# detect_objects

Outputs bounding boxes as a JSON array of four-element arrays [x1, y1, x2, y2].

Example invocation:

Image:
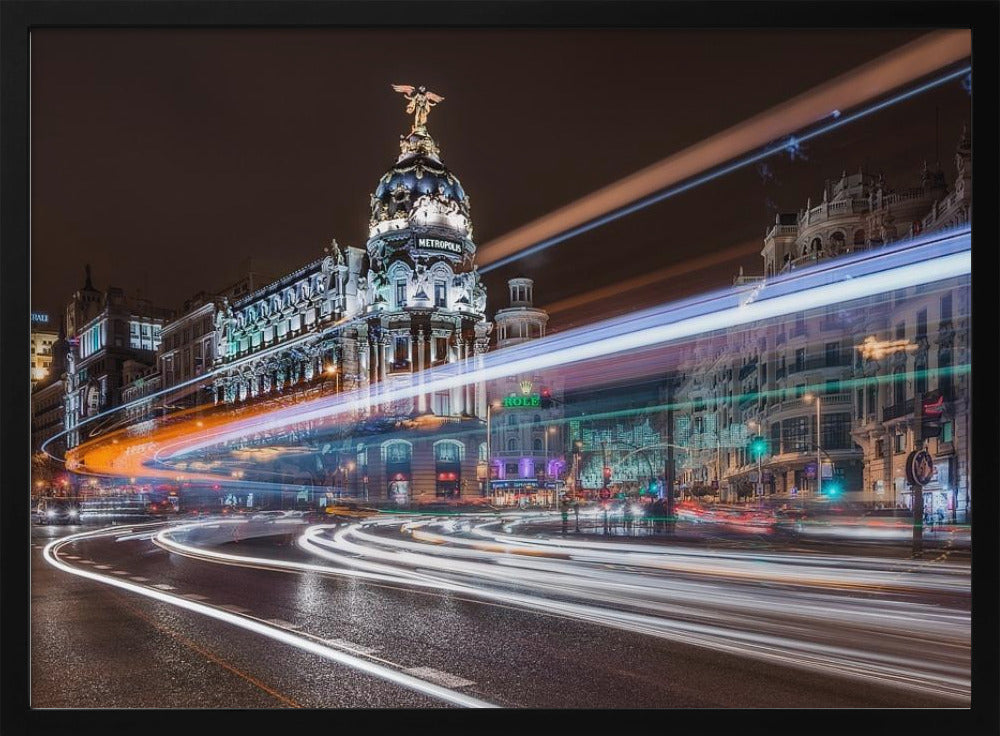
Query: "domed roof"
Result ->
[[369, 131, 471, 228]]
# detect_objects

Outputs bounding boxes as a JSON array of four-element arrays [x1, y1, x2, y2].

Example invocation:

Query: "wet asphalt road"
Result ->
[[30, 520, 968, 710]]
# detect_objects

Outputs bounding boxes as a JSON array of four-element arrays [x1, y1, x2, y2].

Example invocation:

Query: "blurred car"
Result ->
[[35, 498, 81, 525]]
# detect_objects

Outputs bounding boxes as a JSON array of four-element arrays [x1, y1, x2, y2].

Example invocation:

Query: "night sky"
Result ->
[[31, 28, 971, 331]]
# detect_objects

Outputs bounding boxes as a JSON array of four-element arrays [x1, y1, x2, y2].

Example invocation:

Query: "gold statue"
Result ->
[[392, 84, 444, 133]]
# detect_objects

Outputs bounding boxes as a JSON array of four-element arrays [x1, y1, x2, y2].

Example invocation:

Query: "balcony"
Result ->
[[882, 397, 914, 422], [387, 360, 412, 375], [786, 355, 852, 374]]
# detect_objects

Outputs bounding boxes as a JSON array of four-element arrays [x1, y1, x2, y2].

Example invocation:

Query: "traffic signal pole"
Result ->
[[664, 380, 676, 533], [911, 392, 925, 557]]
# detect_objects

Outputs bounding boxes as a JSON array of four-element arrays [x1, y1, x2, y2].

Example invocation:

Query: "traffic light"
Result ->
[[749, 436, 767, 460], [824, 480, 841, 497], [603, 466, 612, 482], [540, 388, 553, 409], [919, 390, 944, 439]]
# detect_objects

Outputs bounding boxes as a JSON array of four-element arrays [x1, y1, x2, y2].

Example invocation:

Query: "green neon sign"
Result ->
[[503, 394, 541, 409]]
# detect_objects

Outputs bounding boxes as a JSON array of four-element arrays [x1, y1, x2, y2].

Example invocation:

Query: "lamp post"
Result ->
[[485, 401, 500, 501], [545, 426, 557, 507], [325, 364, 340, 392], [804, 392, 822, 496]]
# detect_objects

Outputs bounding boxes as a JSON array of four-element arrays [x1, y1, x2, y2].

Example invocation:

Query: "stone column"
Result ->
[[417, 328, 427, 413]]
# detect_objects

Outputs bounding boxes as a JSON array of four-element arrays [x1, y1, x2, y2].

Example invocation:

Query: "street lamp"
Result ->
[[325, 364, 340, 393], [485, 401, 501, 500], [544, 426, 557, 507], [347, 460, 357, 500], [804, 392, 822, 496]]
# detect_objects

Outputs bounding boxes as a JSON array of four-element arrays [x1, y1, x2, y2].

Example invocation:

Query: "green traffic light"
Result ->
[[750, 437, 767, 459]]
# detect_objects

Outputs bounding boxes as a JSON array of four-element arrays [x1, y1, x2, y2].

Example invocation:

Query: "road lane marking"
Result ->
[[323, 638, 379, 656], [112, 571, 130, 576], [95, 564, 112, 569], [64, 555, 81, 559], [182, 593, 211, 601], [153, 583, 176, 590], [130, 577, 150, 582], [78, 560, 95, 564], [266, 618, 301, 630], [403, 667, 475, 688]]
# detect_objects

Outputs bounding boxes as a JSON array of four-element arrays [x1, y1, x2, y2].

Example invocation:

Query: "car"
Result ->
[[35, 498, 81, 525]]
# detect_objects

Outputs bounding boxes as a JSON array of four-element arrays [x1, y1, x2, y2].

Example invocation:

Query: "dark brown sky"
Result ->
[[30, 28, 971, 329]]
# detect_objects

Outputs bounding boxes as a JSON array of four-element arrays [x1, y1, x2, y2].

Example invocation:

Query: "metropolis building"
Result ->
[[204, 89, 504, 503]]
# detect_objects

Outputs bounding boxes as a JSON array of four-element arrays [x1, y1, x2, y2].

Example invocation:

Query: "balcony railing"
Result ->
[[786, 355, 852, 374], [882, 397, 914, 422]]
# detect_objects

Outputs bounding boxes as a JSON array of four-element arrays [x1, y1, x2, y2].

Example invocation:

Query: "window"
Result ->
[[821, 413, 852, 450], [505, 462, 519, 476], [533, 438, 543, 452], [893, 367, 906, 406], [395, 281, 406, 308], [856, 390, 863, 419], [875, 438, 885, 458], [894, 434, 906, 454], [826, 380, 840, 395], [825, 342, 839, 366], [916, 309, 927, 340], [942, 421, 953, 443], [794, 348, 805, 372], [853, 229, 866, 246], [895, 322, 905, 340], [394, 336, 408, 363], [914, 354, 927, 395], [938, 347, 952, 398], [940, 292, 953, 322], [434, 281, 447, 308], [795, 384, 805, 398], [507, 438, 518, 452], [782, 417, 809, 452]]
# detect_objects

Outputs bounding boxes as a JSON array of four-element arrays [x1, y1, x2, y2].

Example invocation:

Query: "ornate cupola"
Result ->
[[367, 85, 474, 265]]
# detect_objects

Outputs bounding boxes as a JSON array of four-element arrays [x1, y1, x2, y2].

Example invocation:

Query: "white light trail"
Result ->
[[146, 517, 969, 701], [160, 228, 970, 461], [43, 524, 497, 708]]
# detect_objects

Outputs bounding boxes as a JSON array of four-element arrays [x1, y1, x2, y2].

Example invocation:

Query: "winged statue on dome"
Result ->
[[392, 84, 444, 133]]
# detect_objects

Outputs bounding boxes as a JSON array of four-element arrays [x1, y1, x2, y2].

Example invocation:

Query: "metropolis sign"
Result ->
[[417, 237, 463, 254]]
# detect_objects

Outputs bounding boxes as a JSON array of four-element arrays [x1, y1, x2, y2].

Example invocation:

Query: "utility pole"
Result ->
[[911, 392, 925, 557], [664, 375, 676, 533]]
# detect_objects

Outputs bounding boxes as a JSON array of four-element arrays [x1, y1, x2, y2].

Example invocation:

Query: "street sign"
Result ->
[[905, 449, 935, 487]]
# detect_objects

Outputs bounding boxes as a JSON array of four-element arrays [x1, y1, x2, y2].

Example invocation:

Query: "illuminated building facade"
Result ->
[[63, 270, 174, 448], [488, 278, 564, 504], [209, 91, 494, 502], [673, 127, 972, 521], [30, 312, 58, 385]]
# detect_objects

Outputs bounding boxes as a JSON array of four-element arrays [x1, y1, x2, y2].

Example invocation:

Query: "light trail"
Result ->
[[43, 523, 498, 708], [139, 516, 970, 701], [476, 30, 970, 271], [152, 226, 969, 462], [58, 226, 970, 484]]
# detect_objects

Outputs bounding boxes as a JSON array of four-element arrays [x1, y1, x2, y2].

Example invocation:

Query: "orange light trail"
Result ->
[[475, 30, 971, 269]]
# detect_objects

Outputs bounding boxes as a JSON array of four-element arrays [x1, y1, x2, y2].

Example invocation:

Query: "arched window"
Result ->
[[507, 415, 516, 427], [434, 439, 465, 463], [811, 237, 822, 253], [478, 442, 488, 461], [381, 440, 412, 463], [533, 438, 543, 452], [830, 231, 846, 250], [853, 229, 866, 246], [507, 438, 518, 452]]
